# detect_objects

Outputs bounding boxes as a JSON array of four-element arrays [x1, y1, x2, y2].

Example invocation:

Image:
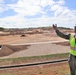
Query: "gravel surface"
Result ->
[[0, 41, 70, 59]]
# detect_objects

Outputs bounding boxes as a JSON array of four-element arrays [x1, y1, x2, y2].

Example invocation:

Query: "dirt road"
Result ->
[[0, 41, 70, 58], [0, 33, 70, 59]]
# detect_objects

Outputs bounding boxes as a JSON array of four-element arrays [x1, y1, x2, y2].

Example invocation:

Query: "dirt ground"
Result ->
[[0, 33, 69, 58], [0, 62, 70, 75], [0, 33, 65, 44], [0, 31, 71, 75], [0, 32, 70, 58]]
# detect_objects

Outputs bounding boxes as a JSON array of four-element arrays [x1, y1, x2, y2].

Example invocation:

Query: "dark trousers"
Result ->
[[68, 54, 76, 75]]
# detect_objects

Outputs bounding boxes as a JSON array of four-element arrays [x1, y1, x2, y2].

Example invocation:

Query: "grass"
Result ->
[[0, 53, 69, 66]]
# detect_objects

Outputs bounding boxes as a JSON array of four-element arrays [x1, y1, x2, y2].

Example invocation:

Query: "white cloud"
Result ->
[[0, 0, 76, 28], [7, 0, 68, 17], [40, 0, 55, 7], [8, 0, 44, 16], [0, 0, 9, 14], [0, 14, 25, 28], [51, 5, 71, 17], [0, 5, 6, 14], [57, 0, 65, 5], [7, 0, 66, 17], [0, 0, 4, 3], [0, 0, 4, 13], [50, 0, 68, 17]]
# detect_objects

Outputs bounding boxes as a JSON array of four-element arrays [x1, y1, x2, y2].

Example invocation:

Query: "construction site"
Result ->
[[0, 27, 73, 75]]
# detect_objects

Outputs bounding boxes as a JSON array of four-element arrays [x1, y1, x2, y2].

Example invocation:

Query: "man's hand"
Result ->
[[52, 24, 57, 30]]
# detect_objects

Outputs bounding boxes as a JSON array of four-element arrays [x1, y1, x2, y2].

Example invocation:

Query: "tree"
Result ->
[[0, 27, 5, 31]]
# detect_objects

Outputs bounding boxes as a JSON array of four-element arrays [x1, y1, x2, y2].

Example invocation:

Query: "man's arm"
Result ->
[[56, 29, 70, 40], [53, 24, 70, 40]]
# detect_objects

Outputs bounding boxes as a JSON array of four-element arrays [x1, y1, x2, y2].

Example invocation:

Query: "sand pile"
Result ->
[[0, 45, 30, 57]]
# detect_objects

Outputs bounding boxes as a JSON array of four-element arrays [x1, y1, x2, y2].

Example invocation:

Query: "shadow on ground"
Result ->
[[52, 41, 70, 46]]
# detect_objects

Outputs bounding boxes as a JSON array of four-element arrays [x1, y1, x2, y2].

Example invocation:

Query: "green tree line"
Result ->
[[0, 27, 5, 31]]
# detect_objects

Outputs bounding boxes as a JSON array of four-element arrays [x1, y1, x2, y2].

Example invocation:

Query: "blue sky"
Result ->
[[0, 0, 76, 28]]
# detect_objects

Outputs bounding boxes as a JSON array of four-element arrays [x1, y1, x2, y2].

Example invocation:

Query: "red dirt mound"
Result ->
[[0, 45, 30, 57]]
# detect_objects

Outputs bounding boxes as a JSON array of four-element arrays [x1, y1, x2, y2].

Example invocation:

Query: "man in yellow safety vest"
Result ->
[[53, 24, 76, 75]]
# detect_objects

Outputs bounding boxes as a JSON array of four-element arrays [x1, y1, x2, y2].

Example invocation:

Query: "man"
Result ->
[[53, 24, 76, 75]]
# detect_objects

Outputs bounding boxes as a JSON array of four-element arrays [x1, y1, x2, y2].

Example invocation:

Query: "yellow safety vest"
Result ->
[[70, 34, 76, 56]]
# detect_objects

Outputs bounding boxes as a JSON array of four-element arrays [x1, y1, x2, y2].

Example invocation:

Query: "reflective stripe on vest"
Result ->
[[70, 46, 76, 50]]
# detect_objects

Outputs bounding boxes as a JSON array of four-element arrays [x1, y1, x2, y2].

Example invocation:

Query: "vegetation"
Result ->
[[5, 26, 72, 31], [0, 53, 69, 66], [0, 27, 5, 31], [58, 27, 72, 30]]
